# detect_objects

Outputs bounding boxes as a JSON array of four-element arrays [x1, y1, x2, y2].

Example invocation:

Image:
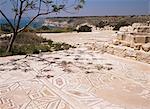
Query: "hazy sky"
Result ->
[[0, 0, 150, 18], [75, 0, 150, 16]]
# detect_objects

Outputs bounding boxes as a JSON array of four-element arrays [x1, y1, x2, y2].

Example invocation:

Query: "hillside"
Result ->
[[45, 15, 150, 28]]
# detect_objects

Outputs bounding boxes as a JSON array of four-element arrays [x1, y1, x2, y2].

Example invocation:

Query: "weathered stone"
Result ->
[[133, 36, 146, 43], [136, 26, 150, 33], [124, 34, 133, 42], [113, 39, 120, 45], [134, 43, 142, 50], [145, 36, 150, 43], [132, 23, 148, 28], [120, 26, 134, 33], [114, 22, 150, 52], [136, 51, 150, 63], [120, 40, 130, 47], [142, 43, 150, 52], [130, 41, 135, 48], [106, 46, 114, 54], [124, 49, 137, 58], [101, 41, 150, 63], [113, 46, 126, 57]]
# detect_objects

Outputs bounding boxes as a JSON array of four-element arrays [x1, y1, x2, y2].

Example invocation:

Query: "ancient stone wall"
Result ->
[[113, 22, 150, 52], [102, 44, 150, 64], [97, 22, 150, 64]]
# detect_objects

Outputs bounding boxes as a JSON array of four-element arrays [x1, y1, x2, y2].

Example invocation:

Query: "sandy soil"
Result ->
[[37, 31, 115, 45], [0, 31, 150, 109]]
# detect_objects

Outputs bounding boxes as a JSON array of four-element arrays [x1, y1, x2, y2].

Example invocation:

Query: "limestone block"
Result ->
[[120, 40, 130, 47], [133, 28, 138, 33], [132, 23, 142, 28], [119, 27, 128, 32], [127, 26, 134, 32], [133, 36, 146, 43], [130, 42, 135, 48], [106, 46, 114, 54], [103, 26, 113, 30], [136, 51, 150, 63], [113, 39, 120, 45], [142, 43, 150, 52], [124, 49, 137, 58], [116, 32, 125, 40], [113, 46, 126, 57], [124, 34, 134, 42], [132, 23, 148, 28], [133, 43, 142, 50], [137, 26, 150, 33], [145, 36, 150, 43], [116, 34, 122, 40]]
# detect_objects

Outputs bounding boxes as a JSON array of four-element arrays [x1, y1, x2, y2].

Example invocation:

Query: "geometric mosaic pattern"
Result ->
[[0, 47, 150, 109]]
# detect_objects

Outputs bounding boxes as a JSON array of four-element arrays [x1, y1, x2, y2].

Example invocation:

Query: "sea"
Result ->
[[0, 18, 44, 29]]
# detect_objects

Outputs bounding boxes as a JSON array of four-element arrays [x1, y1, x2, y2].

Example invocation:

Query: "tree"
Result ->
[[0, 0, 85, 53], [77, 25, 92, 32], [96, 21, 106, 29], [113, 20, 130, 31]]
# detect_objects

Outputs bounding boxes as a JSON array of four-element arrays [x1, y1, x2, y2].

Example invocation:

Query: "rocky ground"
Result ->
[[0, 31, 150, 109]]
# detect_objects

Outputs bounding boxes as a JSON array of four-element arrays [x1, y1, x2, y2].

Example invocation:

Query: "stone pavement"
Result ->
[[0, 46, 150, 109]]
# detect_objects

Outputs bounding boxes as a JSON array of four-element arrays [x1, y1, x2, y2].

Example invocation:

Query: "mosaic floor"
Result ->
[[0, 47, 150, 109]]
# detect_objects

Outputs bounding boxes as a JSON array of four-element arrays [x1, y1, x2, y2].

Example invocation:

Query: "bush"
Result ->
[[48, 40, 53, 46], [0, 29, 3, 35], [40, 26, 50, 30], [96, 21, 106, 28], [0, 24, 13, 33], [14, 32, 47, 44], [11, 44, 51, 55], [113, 20, 130, 30], [53, 42, 64, 51], [36, 27, 74, 33], [50, 42, 72, 51], [0, 32, 75, 57], [77, 25, 92, 32], [0, 48, 7, 56]]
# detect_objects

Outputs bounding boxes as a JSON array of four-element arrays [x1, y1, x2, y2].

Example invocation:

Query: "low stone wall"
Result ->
[[102, 43, 150, 64], [100, 22, 150, 64]]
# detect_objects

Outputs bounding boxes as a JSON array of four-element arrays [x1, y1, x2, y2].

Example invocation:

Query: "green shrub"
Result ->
[[37, 45, 50, 52], [96, 21, 106, 28], [52, 42, 64, 51], [48, 40, 54, 46], [11, 44, 51, 55], [0, 29, 3, 35], [11, 45, 35, 55], [36, 27, 74, 33], [77, 25, 92, 32], [40, 26, 50, 30], [50, 42, 74, 51], [0, 32, 75, 57], [0, 48, 7, 56], [61, 43, 73, 50], [113, 20, 130, 30], [14, 32, 47, 44], [0, 23, 13, 33]]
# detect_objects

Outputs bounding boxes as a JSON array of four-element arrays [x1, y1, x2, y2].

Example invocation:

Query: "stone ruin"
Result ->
[[113, 22, 150, 52], [98, 22, 150, 64], [100, 26, 114, 31]]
